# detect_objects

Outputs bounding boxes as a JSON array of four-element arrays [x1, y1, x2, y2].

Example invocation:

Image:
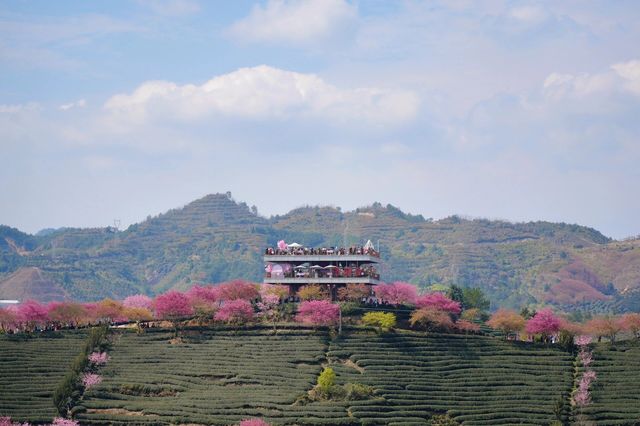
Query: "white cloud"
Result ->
[[228, 0, 356, 45], [59, 99, 86, 111], [612, 60, 640, 95], [542, 59, 640, 100], [0, 102, 40, 114], [104, 65, 419, 126]]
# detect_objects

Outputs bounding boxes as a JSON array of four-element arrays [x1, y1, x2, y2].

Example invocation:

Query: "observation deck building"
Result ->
[[263, 241, 380, 300]]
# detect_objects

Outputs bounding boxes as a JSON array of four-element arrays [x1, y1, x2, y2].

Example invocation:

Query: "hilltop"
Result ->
[[1, 192, 639, 313]]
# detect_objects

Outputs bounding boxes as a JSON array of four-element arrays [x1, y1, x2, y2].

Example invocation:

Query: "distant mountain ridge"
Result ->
[[1, 192, 639, 313]]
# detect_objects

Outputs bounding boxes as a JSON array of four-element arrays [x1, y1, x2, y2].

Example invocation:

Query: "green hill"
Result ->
[[1, 192, 639, 312]]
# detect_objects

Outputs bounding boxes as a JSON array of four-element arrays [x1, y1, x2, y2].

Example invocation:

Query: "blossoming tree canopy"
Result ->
[[296, 300, 340, 326], [486, 309, 526, 336], [214, 299, 254, 324], [17, 300, 49, 330], [525, 308, 561, 338], [122, 294, 153, 310], [154, 291, 193, 319], [47, 302, 87, 326], [217, 280, 260, 301], [415, 292, 462, 315], [374, 282, 418, 305]]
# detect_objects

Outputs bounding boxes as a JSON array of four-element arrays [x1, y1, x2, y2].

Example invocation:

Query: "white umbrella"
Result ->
[[324, 265, 338, 268], [364, 240, 375, 251], [310, 265, 323, 269], [288, 242, 303, 248], [294, 265, 309, 269]]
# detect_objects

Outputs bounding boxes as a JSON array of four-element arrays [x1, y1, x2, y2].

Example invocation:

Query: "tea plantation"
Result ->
[[0, 331, 86, 423], [3, 328, 640, 425], [579, 340, 640, 425]]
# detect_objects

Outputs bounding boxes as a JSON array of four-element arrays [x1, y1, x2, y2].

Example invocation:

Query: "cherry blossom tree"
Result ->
[[620, 312, 640, 339], [88, 352, 110, 365], [258, 293, 282, 330], [17, 300, 49, 332], [296, 300, 340, 327], [47, 302, 88, 328], [217, 280, 260, 301], [486, 309, 526, 338], [260, 284, 288, 300], [81, 373, 102, 389], [337, 283, 370, 302], [186, 285, 221, 322], [214, 299, 254, 324], [586, 316, 624, 343], [455, 319, 480, 333], [95, 299, 126, 324], [415, 292, 462, 315], [122, 294, 153, 310], [0, 308, 17, 332], [374, 282, 418, 305], [525, 308, 561, 342], [154, 291, 193, 320], [409, 307, 454, 332], [50, 419, 79, 426], [0, 417, 30, 426]]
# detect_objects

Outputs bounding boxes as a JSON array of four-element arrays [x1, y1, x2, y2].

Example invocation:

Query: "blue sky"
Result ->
[[1, 0, 639, 239]]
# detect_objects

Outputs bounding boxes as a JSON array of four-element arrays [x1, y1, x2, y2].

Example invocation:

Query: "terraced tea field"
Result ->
[[580, 340, 640, 425], [0, 331, 86, 423], [4, 327, 640, 425], [328, 331, 574, 425]]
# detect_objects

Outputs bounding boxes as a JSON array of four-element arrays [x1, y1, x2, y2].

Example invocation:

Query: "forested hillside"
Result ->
[[1, 192, 639, 313]]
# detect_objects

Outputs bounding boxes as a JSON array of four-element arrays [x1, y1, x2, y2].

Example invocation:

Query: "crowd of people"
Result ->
[[265, 245, 379, 257], [265, 264, 380, 280]]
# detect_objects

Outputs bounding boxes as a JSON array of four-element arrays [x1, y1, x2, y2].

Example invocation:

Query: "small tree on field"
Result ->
[[410, 307, 454, 332], [17, 300, 49, 332], [374, 282, 418, 305], [296, 300, 339, 327], [621, 313, 640, 339], [217, 280, 260, 301], [0, 308, 17, 333], [415, 293, 461, 315], [362, 312, 396, 331], [586, 316, 624, 343], [486, 309, 525, 338], [454, 319, 480, 333], [215, 299, 254, 325], [298, 285, 329, 301], [525, 308, 561, 343], [154, 291, 193, 334], [316, 367, 336, 397], [338, 284, 370, 301]]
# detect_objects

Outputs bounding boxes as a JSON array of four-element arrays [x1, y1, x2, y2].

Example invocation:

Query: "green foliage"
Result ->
[[317, 367, 336, 394], [361, 312, 397, 330], [430, 414, 460, 426], [344, 382, 374, 400], [462, 287, 491, 311]]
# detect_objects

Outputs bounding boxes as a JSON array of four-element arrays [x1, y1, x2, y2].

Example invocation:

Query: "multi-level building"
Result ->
[[263, 241, 381, 300]]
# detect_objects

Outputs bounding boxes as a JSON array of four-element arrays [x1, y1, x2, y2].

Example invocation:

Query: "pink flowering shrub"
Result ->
[[277, 240, 288, 250], [239, 418, 271, 426], [214, 299, 254, 324], [122, 294, 153, 310], [81, 373, 102, 389], [525, 308, 561, 340], [296, 300, 340, 326], [16, 300, 49, 331], [415, 292, 462, 315], [575, 335, 592, 347], [374, 282, 418, 305], [217, 280, 260, 301], [88, 351, 110, 365], [50, 419, 79, 426], [0, 417, 31, 426]]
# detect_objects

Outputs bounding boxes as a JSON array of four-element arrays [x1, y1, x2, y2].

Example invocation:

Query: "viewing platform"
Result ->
[[264, 241, 382, 299]]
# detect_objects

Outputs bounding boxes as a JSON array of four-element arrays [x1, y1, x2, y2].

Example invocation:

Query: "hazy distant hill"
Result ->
[[1, 192, 639, 313]]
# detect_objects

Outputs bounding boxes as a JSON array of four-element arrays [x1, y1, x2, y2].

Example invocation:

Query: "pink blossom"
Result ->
[[296, 300, 340, 326], [153, 291, 193, 319], [239, 419, 270, 426], [214, 299, 254, 324], [579, 351, 592, 367], [374, 282, 418, 305], [0, 417, 31, 426], [277, 240, 288, 251], [88, 351, 110, 365], [217, 280, 260, 301], [16, 300, 49, 331], [415, 292, 462, 314], [122, 294, 153, 310], [81, 373, 102, 389], [575, 335, 592, 346], [525, 308, 561, 338], [50, 419, 79, 426]]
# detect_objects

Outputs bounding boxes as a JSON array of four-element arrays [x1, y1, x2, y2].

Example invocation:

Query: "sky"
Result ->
[[1, 0, 639, 239]]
